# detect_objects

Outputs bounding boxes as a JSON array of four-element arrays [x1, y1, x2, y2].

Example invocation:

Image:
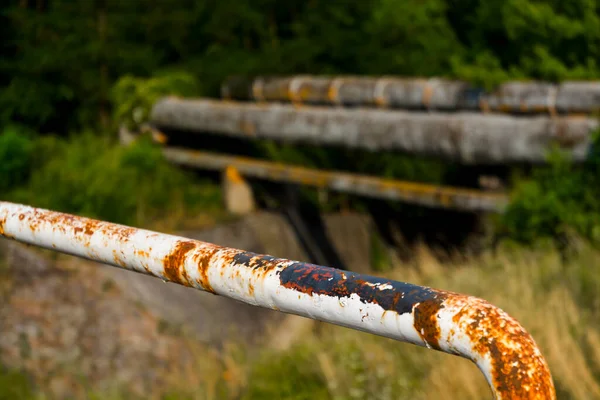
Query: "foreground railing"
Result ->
[[0, 201, 556, 399]]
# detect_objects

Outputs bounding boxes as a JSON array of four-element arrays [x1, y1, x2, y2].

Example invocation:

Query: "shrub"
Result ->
[[499, 130, 600, 245], [241, 344, 331, 400], [10, 133, 222, 227], [111, 71, 201, 130], [0, 125, 35, 193], [0, 367, 37, 400]]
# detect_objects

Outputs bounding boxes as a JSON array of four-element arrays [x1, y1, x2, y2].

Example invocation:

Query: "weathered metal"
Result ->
[[221, 75, 600, 115], [0, 201, 555, 399], [150, 97, 598, 165], [162, 147, 508, 213]]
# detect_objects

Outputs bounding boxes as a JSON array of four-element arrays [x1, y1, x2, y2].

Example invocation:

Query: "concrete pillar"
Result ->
[[222, 166, 256, 215]]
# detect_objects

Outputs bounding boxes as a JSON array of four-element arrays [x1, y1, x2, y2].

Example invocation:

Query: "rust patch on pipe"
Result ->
[[84, 221, 96, 236], [422, 83, 434, 108], [451, 298, 555, 399], [239, 120, 256, 136], [553, 119, 585, 149], [413, 297, 446, 350], [135, 249, 150, 258], [230, 251, 283, 273], [112, 249, 127, 268], [18, 209, 137, 245], [163, 241, 197, 286], [98, 224, 136, 243], [192, 246, 223, 294], [0, 217, 9, 239]]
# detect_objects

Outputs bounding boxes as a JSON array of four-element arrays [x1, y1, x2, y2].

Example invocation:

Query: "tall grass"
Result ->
[[3, 243, 599, 399], [140, 243, 600, 400]]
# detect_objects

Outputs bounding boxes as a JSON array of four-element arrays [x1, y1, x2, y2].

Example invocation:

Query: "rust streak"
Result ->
[[192, 246, 221, 294], [141, 262, 151, 273], [163, 241, 197, 286], [112, 249, 127, 268], [413, 296, 447, 350]]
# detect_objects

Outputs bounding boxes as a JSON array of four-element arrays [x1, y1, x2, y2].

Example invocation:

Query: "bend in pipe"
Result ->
[[0, 202, 555, 399]]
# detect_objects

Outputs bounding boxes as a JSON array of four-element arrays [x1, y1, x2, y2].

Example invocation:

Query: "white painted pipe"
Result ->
[[0, 201, 555, 399]]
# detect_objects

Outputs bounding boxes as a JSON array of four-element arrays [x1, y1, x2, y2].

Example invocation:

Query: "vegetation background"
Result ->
[[1, 0, 600, 398]]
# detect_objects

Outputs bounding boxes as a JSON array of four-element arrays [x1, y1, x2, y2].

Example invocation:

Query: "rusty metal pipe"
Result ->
[[0, 202, 555, 399], [222, 75, 600, 115]]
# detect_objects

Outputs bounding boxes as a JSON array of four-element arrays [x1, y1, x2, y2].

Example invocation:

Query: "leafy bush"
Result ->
[[111, 71, 201, 130], [9, 133, 222, 227], [4, 0, 600, 134], [499, 131, 600, 244], [448, 0, 600, 87], [0, 367, 36, 400], [0, 125, 35, 193], [242, 344, 331, 400]]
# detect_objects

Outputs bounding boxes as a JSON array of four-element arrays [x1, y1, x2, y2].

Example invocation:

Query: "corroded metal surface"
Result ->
[[150, 97, 598, 164], [162, 147, 508, 213], [0, 202, 555, 399], [222, 75, 600, 115]]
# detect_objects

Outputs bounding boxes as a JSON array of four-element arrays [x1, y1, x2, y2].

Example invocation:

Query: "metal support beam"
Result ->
[[0, 201, 555, 399], [162, 147, 508, 213]]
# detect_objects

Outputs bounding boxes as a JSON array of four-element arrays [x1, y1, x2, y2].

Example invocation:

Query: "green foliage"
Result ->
[[450, 52, 514, 91], [0, 367, 37, 400], [0, 125, 35, 192], [499, 131, 600, 244], [242, 344, 330, 400], [8, 133, 222, 227], [111, 71, 201, 130], [447, 0, 600, 87], [370, 230, 393, 273], [0, 1, 165, 131], [240, 332, 427, 400], [365, 0, 464, 76], [3, 0, 599, 133]]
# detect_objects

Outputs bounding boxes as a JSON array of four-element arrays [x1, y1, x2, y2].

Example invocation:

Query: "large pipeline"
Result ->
[[222, 75, 600, 115], [0, 201, 555, 399], [150, 97, 598, 165]]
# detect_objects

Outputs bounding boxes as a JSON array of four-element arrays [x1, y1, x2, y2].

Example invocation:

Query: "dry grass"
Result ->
[[383, 242, 600, 399], [6, 243, 600, 399], [164, 242, 600, 400]]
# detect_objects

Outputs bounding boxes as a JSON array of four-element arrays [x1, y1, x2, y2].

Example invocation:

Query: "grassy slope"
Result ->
[[5, 243, 596, 399]]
